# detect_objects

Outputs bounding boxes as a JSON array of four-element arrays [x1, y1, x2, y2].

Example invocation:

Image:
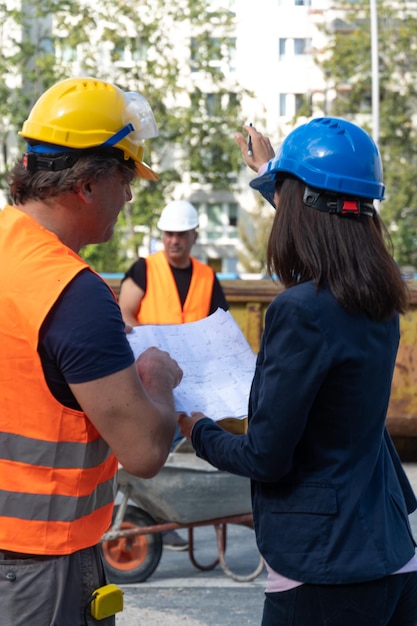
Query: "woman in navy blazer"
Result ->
[[179, 117, 417, 625]]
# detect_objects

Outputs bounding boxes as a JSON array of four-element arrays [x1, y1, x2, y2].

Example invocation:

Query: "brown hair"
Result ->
[[8, 148, 136, 205], [266, 177, 409, 320]]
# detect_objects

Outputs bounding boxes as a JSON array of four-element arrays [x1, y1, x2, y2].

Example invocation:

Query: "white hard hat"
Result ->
[[157, 200, 199, 231]]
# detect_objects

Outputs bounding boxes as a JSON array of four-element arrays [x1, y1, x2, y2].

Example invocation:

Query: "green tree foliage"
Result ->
[[1, 0, 247, 272], [0, 0, 111, 197], [318, 0, 417, 267], [238, 195, 274, 274]]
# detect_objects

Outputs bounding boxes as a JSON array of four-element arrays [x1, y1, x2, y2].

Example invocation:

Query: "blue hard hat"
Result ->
[[250, 117, 385, 202]]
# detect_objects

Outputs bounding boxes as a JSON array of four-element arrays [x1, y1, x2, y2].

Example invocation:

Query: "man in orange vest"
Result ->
[[119, 200, 229, 326], [0, 77, 182, 626], [119, 200, 229, 549]]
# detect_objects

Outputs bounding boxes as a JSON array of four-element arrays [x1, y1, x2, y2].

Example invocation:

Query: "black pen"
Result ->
[[247, 122, 253, 156]]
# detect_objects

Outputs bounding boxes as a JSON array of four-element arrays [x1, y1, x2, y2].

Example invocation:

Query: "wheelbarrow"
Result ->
[[100, 442, 264, 584]]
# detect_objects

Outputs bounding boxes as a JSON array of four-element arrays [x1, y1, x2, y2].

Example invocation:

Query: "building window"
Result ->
[[205, 93, 222, 116], [57, 40, 77, 62], [206, 37, 223, 62], [191, 91, 237, 118], [207, 203, 223, 229], [294, 38, 311, 55], [279, 0, 311, 4], [279, 38, 311, 59], [228, 203, 238, 227], [191, 37, 236, 72], [110, 37, 147, 64], [228, 91, 239, 109], [295, 93, 305, 113], [111, 41, 125, 63], [206, 202, 238, 239], [194, 202, 239, 240], [190, 37, 200, 71], [131, 37, 148, 62], [207, 258, 222, 273], [279, 93, 288, 116], [279, 93, 309, 117]]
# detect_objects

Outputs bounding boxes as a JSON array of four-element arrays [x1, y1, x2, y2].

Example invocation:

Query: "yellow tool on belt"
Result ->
[[87, 584, 124, 621]]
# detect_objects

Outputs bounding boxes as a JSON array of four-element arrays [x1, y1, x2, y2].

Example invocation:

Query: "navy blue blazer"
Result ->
[[192, 281, 417, 584]]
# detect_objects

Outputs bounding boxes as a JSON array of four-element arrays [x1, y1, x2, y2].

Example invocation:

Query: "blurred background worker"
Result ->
[[119, 200, 229, 550], [119, 200, 229, 327]]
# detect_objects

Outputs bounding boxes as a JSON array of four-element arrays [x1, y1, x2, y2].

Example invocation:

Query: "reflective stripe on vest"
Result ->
[[0, 478, 115, 522], [137, 251, 214, 324], [0, 205, 118, 555], [0, 431, 112, 468]]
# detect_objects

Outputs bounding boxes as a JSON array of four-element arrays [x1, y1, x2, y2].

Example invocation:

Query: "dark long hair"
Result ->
[[266, 177, 409, 320]]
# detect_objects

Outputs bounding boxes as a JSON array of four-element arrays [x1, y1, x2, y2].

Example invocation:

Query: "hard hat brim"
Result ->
[[136, 161, 158, 180], [250, 169, 276, 196]]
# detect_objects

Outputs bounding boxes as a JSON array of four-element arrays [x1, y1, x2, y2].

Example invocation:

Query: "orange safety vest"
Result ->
[[0, 205, 118, 555], [137, 250, 215, 324]]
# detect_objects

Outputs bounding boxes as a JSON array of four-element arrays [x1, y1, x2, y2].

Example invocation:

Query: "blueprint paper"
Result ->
[[126, 308, 256, 421]]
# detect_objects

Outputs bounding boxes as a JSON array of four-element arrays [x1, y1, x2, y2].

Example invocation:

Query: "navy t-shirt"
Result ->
[[38, 269, 135, 410]]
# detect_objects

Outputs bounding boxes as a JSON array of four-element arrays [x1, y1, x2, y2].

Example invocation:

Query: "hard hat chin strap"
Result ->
[[99, 123, 135, 148], [22, 143, 130, 172], [303, 185, 375, 217]]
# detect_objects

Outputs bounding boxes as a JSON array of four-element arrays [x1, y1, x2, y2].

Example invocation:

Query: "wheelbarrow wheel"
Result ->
[[100, 504, 162, 584]]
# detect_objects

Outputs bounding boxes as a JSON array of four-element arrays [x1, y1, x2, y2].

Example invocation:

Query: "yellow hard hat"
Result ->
[[19, 77, 159, 180]]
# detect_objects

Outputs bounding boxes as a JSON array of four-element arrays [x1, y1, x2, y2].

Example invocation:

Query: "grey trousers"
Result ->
[[0, 544, 116, 626]]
